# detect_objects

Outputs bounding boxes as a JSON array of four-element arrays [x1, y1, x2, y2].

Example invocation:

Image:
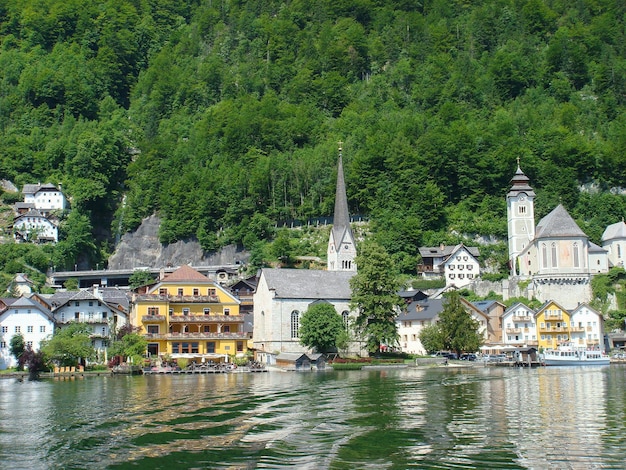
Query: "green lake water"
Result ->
[[1, 365, 625, 469]]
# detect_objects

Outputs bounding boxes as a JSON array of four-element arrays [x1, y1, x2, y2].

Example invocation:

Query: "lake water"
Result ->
[[1, 365, 625, 469]]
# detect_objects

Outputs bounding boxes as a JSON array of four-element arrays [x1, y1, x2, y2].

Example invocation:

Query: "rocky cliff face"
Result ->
[[107, 215, 248, 269]]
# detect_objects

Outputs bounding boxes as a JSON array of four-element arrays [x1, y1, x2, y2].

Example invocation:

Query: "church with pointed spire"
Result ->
[[327, 143, 357, 272], [251, 142, 362, 357]]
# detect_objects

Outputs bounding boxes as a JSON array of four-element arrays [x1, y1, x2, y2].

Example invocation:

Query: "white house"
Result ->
[[395, 298, 444, 354], [569, 304, 604, 349], [602, 220, 626, 268], [501, 303, 537, 347], [22, 183, 67, 215], [13, 209, 59, 243], [418, 244, 481, 286], [444, 244, 481, 288], [0, 297, 54, 369], [47, 287, 129, 353]]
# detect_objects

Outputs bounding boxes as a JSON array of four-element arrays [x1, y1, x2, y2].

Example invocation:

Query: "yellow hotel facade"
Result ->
[[536, 300, 571, 350], [131, 265, 249, 361]]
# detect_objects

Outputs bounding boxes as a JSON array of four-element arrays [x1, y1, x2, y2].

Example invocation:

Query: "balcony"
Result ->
[[135, 294, 220, 303], [512, 316, 532, 322], [544, 313, 563, 320], [539, 326, 569, 332], [142, 315, 166, 323], [144, 331, 249, 340], [506, 328, 522, 334], [58, 318, 110, 325], [169, 314, 243, 323]]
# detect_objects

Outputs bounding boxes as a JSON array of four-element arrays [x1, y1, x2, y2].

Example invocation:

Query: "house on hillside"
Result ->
[[0, 297, 54, 369], [7, 273, 35, 296], [12, 209, 59, 243], [21, 183, 67, 215], [418, 244, 480, 287]]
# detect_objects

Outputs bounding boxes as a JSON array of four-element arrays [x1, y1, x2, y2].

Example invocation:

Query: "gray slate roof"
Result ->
[[396, 298, 444, 322], [535, 204, 587, 238], [602, 221, 626, 242], [419, 244, 480, 258], [261, 268, 354, 300]]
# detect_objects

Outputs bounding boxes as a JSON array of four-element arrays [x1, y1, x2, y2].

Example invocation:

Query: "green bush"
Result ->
[[330, 363, 363, 370]]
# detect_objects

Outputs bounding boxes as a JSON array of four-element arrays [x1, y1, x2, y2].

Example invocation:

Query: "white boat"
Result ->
[[541, 343, 610, 366]]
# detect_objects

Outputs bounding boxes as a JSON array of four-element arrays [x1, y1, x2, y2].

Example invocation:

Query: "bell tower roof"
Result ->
[[507, 161, 536, 198], [331, 143, 353, 246]]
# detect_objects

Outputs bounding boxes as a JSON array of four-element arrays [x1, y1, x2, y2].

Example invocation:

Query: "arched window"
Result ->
[[573, 242, 580, 268], [618, 244, 622, 259], [290, 310, 300, 338], [342, 311, 350, 329], [541, 244, 547, 268], [551, 243, 558, 268]]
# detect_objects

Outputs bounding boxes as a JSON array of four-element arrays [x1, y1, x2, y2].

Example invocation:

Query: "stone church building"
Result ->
[[253, 147, 360, 356], [507, 164, 609, 309]]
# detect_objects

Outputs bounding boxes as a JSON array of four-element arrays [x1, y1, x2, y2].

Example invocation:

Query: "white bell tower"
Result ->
[[507, 159, 536, 275]]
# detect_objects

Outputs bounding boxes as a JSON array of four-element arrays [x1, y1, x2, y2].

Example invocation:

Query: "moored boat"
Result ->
[[541, 343, 610, 366]]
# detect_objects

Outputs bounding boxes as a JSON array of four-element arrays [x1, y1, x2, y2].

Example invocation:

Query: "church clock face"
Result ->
[[519, 195, 525, 201]]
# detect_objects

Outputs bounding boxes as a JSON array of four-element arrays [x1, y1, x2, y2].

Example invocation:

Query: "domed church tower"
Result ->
[[507, 160, 536, 275], [327, 143, 357, 272]]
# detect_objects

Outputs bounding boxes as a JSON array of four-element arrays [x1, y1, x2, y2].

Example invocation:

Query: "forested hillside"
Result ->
[[1, 0, 625, 277]]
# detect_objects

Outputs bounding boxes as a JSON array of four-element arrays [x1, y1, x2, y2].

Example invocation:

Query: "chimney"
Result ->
[[440, 243, 444, 251]]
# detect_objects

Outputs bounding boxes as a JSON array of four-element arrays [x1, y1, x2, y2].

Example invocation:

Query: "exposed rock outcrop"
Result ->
[[108, 215, 248, 269]]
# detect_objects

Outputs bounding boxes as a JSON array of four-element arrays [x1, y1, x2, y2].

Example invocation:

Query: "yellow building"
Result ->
[[535, 300, 571, 350], [131, 265, 248, 361]]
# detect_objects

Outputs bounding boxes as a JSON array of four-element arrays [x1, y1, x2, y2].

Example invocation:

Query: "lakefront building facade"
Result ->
[[131, 265, 248, 361]]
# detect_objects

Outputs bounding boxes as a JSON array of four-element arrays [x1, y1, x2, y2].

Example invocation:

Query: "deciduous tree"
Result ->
[[299, 302, 345, 353]]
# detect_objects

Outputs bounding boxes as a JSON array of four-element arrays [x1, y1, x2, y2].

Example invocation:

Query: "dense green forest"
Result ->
[[1, 0, 626, 277]]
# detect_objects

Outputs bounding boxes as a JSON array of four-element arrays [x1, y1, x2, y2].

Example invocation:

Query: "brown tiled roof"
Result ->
[[161, 265, 210, 282]]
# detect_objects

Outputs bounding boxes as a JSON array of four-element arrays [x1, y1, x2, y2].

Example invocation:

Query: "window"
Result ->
[[159, 288, 167, 295], [75, 312, 80, 319], [27, 326, 33, 333], [75, 301, 80, 307], [1, 326, 7, 333], [0, 342, 5, 348], [26, 341, 32, 347], [89, 301, 93, 307], [573, 242, 580, 268], [449, 274, 455, 279], [551, 243, 557, 268], [223, 325, 230, 333], [148, 307, 159, 316], [15, 326, 21, 333], [178, 288, 184, 296], [203, 325, 211, 333], [208, 288, 216, 296], [169, 308, 173, 315], [619, 245, 622, 259], [40, 325, 46, 333], [182, 308, 190, 316], [291, 310, 300, 338], [193, 288, 199, 296], [206, 342, 216, 353], [204, 308, 211, 315], [224, 308, 230, 316], [237, 341, 244, 352], [147, 325, 159, 334], [518, 205, 527, 214], [342, 311, 350, 329], [449, 264, 455, 270], [102, 312, 107, 319], [101, 327, 106, 335], [88, 312, 93, 320], [541, 244, 547, 268], [467, 265, 473, 270]]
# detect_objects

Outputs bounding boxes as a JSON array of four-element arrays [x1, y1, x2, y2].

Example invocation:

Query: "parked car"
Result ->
[[460, 353, 477, 361]]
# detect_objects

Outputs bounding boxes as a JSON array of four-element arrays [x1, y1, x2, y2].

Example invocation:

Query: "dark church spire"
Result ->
[[327, 142, 357, 271], [332, 142, 352, 245]]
